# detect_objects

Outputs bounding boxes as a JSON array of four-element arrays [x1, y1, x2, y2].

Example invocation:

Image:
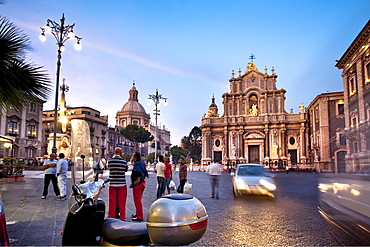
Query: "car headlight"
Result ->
[[260, 179, 276, 190], [235, 178, 247, 189]]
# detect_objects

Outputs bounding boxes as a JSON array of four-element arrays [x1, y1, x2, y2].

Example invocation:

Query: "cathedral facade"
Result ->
[[201, 61, 309, 169]]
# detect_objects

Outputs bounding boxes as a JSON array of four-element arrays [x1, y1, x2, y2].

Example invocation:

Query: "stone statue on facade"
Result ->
[[231, 144, 237, 159], [249, 104, 258, 116]]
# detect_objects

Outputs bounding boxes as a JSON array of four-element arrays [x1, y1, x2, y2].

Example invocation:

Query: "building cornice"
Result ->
[[336, 20, 370, 69]]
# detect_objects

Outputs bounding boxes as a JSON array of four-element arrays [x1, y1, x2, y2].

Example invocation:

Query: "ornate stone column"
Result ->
[[264, 126, 270, 160], [280, 127, 286, 159], [238, 129, 244, 158]]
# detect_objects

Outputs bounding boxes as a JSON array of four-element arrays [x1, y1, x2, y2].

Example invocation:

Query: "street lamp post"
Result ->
[[148, 89, 168, 164], [40, 13, 81, 155]]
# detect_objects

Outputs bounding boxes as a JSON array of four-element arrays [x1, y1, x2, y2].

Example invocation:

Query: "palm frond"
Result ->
[[0, 15, 52, 111]]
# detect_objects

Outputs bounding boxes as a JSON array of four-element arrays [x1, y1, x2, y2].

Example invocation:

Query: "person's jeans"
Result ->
[[210, 175, 220, 197], [164, 177, 171, 193], [177, 179, 187, 193], [57, 173, 67, 197], [156, 177, 165, 198], [133, 181, 146, 220], [108, 186, 127, 221], [43, 174, 60, 197]]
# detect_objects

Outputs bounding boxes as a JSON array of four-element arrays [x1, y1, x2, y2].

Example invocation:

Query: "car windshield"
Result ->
[[237, 165, 264, 176]]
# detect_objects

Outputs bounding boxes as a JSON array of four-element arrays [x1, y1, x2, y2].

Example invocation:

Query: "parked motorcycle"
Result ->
[[61, 155, 208, 246]]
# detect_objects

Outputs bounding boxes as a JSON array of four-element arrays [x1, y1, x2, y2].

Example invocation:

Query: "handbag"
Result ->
[[169, 180, 176, 191], [183, 182, 192, 195]]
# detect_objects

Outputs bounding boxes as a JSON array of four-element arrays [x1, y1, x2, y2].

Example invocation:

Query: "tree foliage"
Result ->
[[181, 126, 202, 163], [120, 124, 154, 152], [146, 152, 162, 164], [170, 145, 186, 164], [0, 15, 51, 110]]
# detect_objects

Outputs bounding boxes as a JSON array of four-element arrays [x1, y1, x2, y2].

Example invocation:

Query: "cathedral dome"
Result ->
[[120, 101, 147, 113], [119, 84, 147, 114]]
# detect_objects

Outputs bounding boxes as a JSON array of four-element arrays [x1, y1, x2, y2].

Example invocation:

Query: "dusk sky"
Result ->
[[2, 0, 370, 146]]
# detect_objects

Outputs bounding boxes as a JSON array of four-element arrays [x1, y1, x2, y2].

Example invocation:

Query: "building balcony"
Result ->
[[201, 114, 303, 127]]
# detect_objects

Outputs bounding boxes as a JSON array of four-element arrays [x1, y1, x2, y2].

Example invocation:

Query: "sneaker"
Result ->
[[131, 214, 137, 219], [210, 196, 215, 198], [132, 218, 143, 222], [57, 195, 67, 200], [41, 196, 46, 199]]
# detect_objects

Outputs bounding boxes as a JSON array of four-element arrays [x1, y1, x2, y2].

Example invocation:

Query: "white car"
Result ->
[[232, 164, 276, 197]]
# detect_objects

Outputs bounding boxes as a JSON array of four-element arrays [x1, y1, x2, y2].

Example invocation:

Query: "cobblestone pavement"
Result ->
[[1, 170, 360, 246]]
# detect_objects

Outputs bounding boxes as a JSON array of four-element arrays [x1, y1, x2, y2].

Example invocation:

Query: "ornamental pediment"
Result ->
[[243, 131, 265, 139]]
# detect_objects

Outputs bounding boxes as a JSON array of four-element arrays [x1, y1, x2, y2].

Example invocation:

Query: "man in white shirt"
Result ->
[[57, 153, 69, 200], [155, 155, 166, 199], [206, 160, 222, 199]]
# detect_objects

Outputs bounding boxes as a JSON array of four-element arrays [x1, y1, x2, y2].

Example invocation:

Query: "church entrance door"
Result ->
[[337, 151, 346, 173], [248, 145, 260, 163], [288, 150, 297, 164], [213, 151, 222, 163]]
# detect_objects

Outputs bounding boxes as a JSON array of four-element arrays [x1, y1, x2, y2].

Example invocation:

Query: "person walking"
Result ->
[[130, 152, 148, 222], [155, 155, 166, 199], [56, 153, 69, 200], [107, 147, 128, 221], [163, 157, 172, 195], [42, 153, 60, 199], [286, 165, 289, 174], [177, 157, 187, 193], [206, 160, 222, 199]]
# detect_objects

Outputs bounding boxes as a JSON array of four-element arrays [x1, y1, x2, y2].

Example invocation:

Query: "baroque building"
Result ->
[[307, 92, 346, 173], [116, 83, 171, 157], [200, 60, 309, 169], [336, 20, 370, 172], [0, 101, 44, 162]]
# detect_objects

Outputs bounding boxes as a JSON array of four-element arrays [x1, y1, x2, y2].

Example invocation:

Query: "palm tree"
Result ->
[[0, 15, 51, 111]]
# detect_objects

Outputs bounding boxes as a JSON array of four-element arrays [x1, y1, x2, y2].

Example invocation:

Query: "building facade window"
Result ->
[[349, 77, 356, 96], [365, 62, 370, 84], [27, 124, 37, 137], [8, 121, 18, 135], [339, 133, 346, 146], [337, 100, 344, 115], [27, 148, 35, 158], [30, 103, 37, 112]]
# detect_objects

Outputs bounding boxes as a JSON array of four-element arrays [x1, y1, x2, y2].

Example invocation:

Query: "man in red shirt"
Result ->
[[163, 157, 172, 195]]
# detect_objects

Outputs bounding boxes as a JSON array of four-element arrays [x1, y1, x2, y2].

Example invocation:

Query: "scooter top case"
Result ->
[[147, 194, 208, 246], [102, 219, 150, 246]]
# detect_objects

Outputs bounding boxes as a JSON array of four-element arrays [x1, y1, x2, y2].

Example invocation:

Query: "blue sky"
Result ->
[[1, 0, 370, 146]]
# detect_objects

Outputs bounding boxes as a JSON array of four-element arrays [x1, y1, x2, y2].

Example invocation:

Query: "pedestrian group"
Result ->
[[41, 150, 228, 222]]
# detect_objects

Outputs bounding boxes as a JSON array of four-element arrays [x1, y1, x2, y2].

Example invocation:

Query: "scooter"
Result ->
[[61, 156, 208, 246]]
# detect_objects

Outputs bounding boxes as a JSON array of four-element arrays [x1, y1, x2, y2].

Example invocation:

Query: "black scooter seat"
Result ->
[[102, 218, 150, 246]]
